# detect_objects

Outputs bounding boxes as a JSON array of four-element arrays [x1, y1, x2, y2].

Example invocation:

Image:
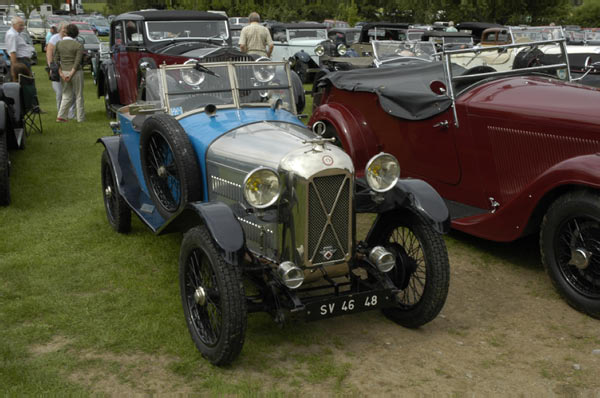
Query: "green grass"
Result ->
[[0, 48, 352, 394]]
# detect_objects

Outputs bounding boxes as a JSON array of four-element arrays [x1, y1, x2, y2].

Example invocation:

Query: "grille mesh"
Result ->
[[308, 174, 350, 265]]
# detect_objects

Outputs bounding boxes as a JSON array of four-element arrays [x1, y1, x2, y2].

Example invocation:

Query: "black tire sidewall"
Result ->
[[139, 114, 202, 219], [0, 132, 10, 206], [372, 212, 450, 328], [540, 192, 600, 318], [101, 150, 131, 233], [179, 226, 247, 365]]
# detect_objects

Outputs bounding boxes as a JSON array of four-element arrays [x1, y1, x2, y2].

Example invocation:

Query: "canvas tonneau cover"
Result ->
[[320, 62, 465, 120]]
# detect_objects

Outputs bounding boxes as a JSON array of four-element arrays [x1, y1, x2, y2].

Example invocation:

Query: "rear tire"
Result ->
[[105, 89, 116, 119], [180, 225, 247, 365], [540, 191, 600, 319], [101, 150, 131, 233], [0, 132, 10, 206]]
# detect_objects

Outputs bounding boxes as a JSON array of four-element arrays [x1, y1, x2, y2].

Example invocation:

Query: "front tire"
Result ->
[[371, 212, 450, 328], [540, 191, 600, 319], [179, 226, 247, 365], [0, 132, 10, 206], [101, 150, 131, 233], [105, 89, 116, 119]]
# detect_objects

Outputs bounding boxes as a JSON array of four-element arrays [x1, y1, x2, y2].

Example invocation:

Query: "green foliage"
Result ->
[[570, 0, 600, 26]]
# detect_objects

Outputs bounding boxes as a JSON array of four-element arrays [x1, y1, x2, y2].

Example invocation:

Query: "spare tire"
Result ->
[[140, 114, 202, 219], [290, 70, 305, 114], [513, 48, 544, 69]]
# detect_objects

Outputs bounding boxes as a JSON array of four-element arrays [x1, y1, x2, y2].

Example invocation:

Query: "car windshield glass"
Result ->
[[153, 62, 294, 115], [445, 41, 570, 93], [288, 29, 327, 40], [510, 27, 564, 43], [372, 41, 437, 63], [80, 33, 100, 44], [443, 36, 473, 46], [93, 19, 109, 27], [146, 20, 229, 42], [347, 31, 360, 44], [28, 20, 43, 28], [585, 30, 600, 42], [367, 28, 406, 41]]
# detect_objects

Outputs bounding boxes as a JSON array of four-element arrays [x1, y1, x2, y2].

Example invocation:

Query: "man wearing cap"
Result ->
[[239, 12, 273, 58], [6, 16, 35, 80]]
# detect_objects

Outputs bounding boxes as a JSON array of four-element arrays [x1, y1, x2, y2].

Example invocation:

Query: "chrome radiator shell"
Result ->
[[205, 121, 354, 267]]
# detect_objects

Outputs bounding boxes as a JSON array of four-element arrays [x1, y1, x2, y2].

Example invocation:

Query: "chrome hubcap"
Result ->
[[194, 286, 206, 306], [104, 186, 112, 198], [157, 165, 167, 178], [569, 248, 591, 270]]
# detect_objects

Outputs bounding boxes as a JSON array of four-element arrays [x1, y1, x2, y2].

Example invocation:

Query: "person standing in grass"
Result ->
[[239, 12, 273, 58], [6, 16, 35, 80], [47, 22, 75, 119], [54, 24, 85, 123]]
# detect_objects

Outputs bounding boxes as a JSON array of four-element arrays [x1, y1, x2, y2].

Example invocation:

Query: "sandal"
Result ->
[[56, 118, 68, 123]]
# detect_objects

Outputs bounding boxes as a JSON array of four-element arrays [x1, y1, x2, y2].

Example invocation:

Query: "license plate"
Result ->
[[305, 290, 393, 321]]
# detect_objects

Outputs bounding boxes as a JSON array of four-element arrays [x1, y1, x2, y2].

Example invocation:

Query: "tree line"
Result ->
[[19, 0, 600, 27]]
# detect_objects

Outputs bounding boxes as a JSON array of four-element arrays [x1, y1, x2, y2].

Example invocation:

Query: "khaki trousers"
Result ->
[[58, 70, 85, 122]]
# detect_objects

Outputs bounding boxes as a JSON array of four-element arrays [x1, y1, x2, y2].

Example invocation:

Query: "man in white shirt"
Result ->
[[6, 16, 35, 80], [46, 22, 74, 118]]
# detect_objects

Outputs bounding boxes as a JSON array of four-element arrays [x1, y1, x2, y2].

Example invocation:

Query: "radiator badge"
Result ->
[[322, 155, 334, 166], [320, 246, 337, 260]]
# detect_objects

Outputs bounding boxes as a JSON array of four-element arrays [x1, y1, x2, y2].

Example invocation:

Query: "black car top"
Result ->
[[113, 10, 228, 23], [456, 22, 504, 41], [359, 23, 411, 43]]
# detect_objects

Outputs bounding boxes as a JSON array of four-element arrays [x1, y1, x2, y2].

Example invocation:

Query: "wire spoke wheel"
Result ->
[[0, 131, 9, 206], [179, 226, 246, 365], [371, 213, 449, 328], [146, 132, 181, 212], [541, 192, 600, 319]]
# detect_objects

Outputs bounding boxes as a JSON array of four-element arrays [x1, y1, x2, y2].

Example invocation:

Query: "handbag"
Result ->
[[46, 62, 60, 82]]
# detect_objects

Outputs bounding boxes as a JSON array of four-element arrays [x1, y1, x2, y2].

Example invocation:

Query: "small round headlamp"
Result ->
[[315, 44, 325, 57], [181, 59, 205, 86], [337, 43, 347, 56], [243, 167, 280, 209], [253, 63, 276, 83], [365, 153, 400, 193]]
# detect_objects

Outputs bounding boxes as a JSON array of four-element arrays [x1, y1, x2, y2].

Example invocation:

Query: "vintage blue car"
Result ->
[[98, 60, 451, 365]]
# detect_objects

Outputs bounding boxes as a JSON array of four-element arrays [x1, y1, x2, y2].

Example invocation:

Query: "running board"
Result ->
[[444, 199, 489, 220]]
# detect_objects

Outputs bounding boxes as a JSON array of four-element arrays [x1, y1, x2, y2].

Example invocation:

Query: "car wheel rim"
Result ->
[[387, 226, 427, 308], [185, 248, 221, 347], [145, 131, 181, 212], [555, 216, 600, 298], [102, 163, 118, 223]]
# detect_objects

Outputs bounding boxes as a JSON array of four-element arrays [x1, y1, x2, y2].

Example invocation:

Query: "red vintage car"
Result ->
[[96, 10, 252, 118], [310, 39, 600, 318]]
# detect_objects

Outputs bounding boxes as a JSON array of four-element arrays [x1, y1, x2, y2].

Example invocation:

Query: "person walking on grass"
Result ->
[[47, 22, 75, 119], [54, 24, 85, 123], [239, 12, 273, 58]]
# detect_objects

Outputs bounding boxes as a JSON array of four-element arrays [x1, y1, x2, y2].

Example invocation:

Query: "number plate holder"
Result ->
[[304, 289, 394, 321]]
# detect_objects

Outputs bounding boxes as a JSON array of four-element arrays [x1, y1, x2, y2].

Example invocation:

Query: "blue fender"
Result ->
[[166, 202, 245, 265], [357, 178, 450, 234]]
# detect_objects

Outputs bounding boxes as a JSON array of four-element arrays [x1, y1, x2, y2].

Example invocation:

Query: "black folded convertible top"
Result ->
[[320, 62, 465, 121]]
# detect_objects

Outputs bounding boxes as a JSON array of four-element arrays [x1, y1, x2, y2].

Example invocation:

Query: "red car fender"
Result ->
[[453, 154, 600, 242], [310, 103, 379, 175]]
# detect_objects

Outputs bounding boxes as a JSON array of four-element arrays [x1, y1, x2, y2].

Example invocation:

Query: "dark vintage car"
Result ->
[[96, 10, 252, 118], [456, 22, 504, 44], [421, 30, 474, 50], [76, 29, 100, 69], [310, 39, 600, 318], [0, 80, 29, 205], [269, 23, 329, 83], [99, 60, 451, 365]]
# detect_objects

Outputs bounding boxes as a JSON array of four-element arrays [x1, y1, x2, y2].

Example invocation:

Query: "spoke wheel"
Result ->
[[0, 132, 10, 206], [541, 192, 600, 318], [140, 114, 201, 219], [101, 150, 131, 233], [180, 226, 246, 365], [370, 212, 449, 328]]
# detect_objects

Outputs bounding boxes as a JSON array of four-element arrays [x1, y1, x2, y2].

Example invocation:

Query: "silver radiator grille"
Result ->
[[210, 176, 242, 202], [307, 174, 351, 266]]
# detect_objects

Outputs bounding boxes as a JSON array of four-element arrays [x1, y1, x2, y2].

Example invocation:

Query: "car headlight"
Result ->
[[365, 153, 400, 193], [243, 167, 280, 209], [315, 44, 325, 57], [337, 43, 347, 56], [181, 59, 205, 86], [253, 58, 276, 83]]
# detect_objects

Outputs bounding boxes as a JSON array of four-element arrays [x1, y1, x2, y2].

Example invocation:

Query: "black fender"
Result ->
[[97, 135, 124, 189], [99, 59, 119, 103], [294, 50, 312, 64], [170, 202, 245, 266], [356, 178, 450, 234]]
